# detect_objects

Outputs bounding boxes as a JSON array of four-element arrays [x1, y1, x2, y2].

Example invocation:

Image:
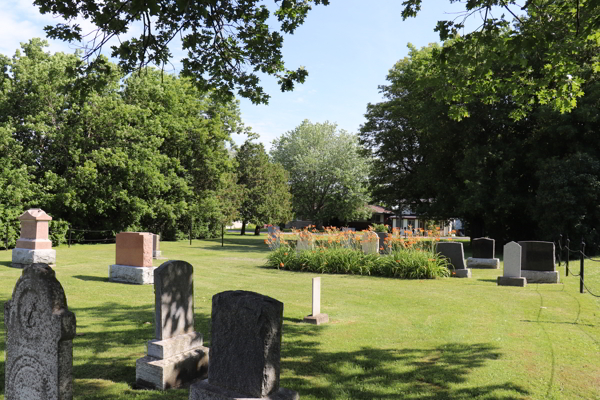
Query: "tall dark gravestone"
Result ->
[[136, 260, 208, 390], [518, 241, 559, 283], [189, 290, 299, 400], [467, 238, 500, 269], [4, 264, 76, 400], [436, 242, 471, 278]]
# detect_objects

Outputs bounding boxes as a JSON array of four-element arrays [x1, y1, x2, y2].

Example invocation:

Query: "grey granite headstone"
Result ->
[[136, 260, 208, 390], [4, 264, 76, 400], [472, 238, 495, 259], [189, 290, 298, 400], [155, 260, 194, 340], [518, 241, 559, 283], [497, 242, 526, 287], [437, 242, 470, 278]]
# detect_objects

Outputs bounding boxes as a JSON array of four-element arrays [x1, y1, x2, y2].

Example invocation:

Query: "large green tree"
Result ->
[[360, 42, 600, 246], [0, 39, 243, 240], [401, 0, 599, 120], [34, 0, 329, 104], [271, 120, 371, 227], [236, 139, 293, 235]]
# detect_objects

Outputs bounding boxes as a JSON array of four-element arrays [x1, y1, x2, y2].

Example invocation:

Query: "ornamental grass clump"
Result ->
[[265, 225, 450, 279]]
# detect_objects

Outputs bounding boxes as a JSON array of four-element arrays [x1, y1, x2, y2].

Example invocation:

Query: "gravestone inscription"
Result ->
[[4, 264, 76, 400]]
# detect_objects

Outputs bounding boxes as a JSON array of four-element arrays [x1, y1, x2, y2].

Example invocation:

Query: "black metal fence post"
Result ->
[[566, 237, 570, 276], [5, 223, 8, 250], [580, 238, 585, 294], [190, 217, 193, 246], [68, 228, 72, 248]]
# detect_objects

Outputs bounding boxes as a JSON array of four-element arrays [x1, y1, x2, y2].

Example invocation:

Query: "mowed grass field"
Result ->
[[0, 234, 599, 400]]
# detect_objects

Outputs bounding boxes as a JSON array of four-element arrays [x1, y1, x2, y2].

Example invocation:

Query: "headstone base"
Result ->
[[11, 248, 56, 268], [109, 264, 155, 284], [521, 270, 559, 284], [452, 269, 471, 278], [153, 251, 162, 259], [303, 313, 329, 325], [497, 276, 527, 287], [466, 258, 500, 269], [136, 346, 209, 390], [189, 379, 299, 400]]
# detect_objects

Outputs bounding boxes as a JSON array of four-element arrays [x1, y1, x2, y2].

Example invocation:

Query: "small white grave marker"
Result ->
[[497, 241, 527, 287], [304, 277, 329, 325]]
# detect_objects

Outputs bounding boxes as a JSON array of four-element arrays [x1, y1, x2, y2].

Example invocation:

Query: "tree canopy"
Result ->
[[271, 120, 371, 227], [34, 0, 329, 105], [0, 39, 244, 241], [236, 139, 293, 235], [401, 0, 600, 120], [360, 42, 600, 247]]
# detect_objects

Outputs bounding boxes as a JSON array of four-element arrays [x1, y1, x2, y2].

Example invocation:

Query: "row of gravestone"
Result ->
[[437, 238, 559, 284], [4, 261, 316, 400]]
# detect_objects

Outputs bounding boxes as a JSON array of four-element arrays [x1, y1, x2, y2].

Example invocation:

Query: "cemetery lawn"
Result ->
[[0, 234, 599, 400]]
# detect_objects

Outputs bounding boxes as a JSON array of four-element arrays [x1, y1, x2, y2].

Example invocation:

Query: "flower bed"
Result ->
[[265, 226, 451, 279]]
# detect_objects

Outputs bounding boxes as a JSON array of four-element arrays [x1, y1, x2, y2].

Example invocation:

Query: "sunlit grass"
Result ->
[[0, 233, 598, 399]]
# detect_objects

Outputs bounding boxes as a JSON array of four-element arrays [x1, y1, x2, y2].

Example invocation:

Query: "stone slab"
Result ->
[[361, 233, 379, 255], [109, 264, 155, 285], [497, 276, 527, 287], [154, 260, 195, 340], [148, 332, 203, 359], [521, 270, 559, 284], [452, 269, 471, 278], [471, 238, 495, 259], [190, 380, 299, 400], [209, 291, 284, 398], [518, 241, 556, 272], [4, 264, 76, 400], [136, 347, 209, 390], [303, 313, 329, 325], [12, 248, 56, 267], [115, 232, 153, 267], [437, 242, 466, 269], [503, 242, 522, 278], [311, 277, 321, 316], [466, 258, 500, 269]]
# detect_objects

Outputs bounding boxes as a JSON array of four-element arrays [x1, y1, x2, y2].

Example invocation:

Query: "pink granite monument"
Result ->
[[109, 232, 155, 284], [11, 209, 56, 268]]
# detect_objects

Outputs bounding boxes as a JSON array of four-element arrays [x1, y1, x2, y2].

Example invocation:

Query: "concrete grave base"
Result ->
[[466, 258, 500, 269], [521, 270, 559, 284], [452, 269, 471, 278], [136, 346, 209, 390], [109, 264, 155, 284], [11, 248, 56, 268], [303, 313, 329, 325], [497, 276, 527, 287], [189, 379, 299, 400]]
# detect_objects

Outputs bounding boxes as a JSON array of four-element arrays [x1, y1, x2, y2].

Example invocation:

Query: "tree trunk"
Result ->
[[241, 221, 246, 235], [254, 225, 261, 235]]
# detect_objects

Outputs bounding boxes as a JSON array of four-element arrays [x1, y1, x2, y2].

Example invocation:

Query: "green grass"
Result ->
[[1, 234, 599, 399]]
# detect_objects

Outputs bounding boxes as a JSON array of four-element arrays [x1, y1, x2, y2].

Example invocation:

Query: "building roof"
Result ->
[[369, 205, 394, 215]]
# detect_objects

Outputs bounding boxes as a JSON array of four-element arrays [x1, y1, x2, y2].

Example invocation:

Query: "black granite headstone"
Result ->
[[518, 241, 555, 271], [436, 242, 466, 269], [472, 238, 495, 259]]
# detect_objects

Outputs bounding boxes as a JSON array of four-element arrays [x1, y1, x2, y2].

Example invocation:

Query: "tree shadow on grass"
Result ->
[[66, 303, 210, 388], [281, 320, 529, 400]]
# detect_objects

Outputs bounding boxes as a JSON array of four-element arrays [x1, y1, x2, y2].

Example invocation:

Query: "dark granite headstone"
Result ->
[[209, 290, 284, 398], [4, 264, 76, 400], [154, 260, 195, 340], [436, 242, 466, 269], [518, 241, 556, 272], [472, 238, 495, 259]]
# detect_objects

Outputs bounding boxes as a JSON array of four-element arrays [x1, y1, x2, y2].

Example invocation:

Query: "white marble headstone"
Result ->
[[503, 241, 522, 278], [312, 277, 321, 316]]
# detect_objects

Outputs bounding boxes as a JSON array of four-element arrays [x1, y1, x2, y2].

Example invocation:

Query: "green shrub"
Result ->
[[266, 245, 450, 279], [49, 220, 70, 247]]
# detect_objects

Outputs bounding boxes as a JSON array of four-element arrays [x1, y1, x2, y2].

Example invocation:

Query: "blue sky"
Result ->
[[1, 0, 487, 150]]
